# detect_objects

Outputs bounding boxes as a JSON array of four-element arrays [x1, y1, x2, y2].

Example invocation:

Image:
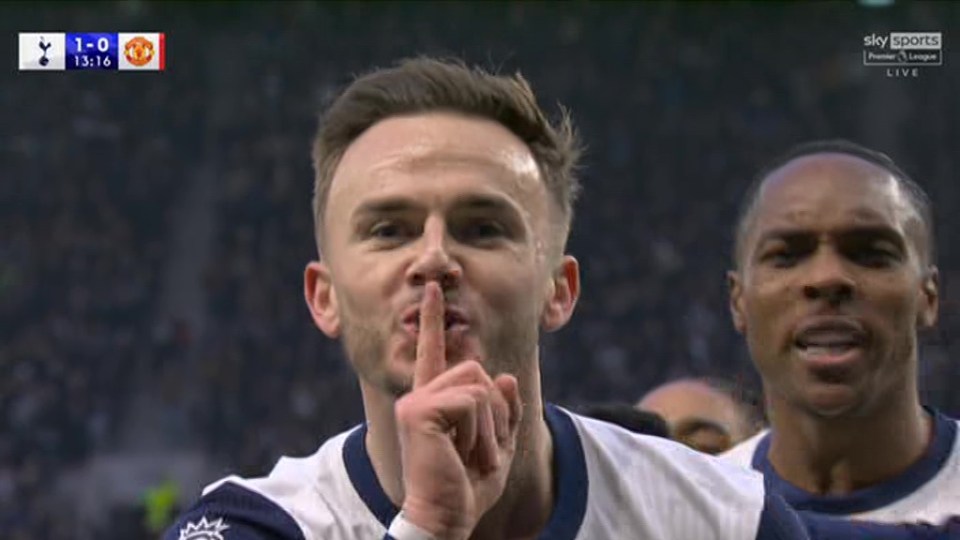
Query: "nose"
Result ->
[[801, 248, 855, 305], [405, 216, 462, 290]]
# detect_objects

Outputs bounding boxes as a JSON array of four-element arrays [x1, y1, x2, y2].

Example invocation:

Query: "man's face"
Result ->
[[638, 381, 754, 454], [305, 112, 578, 396], [729, 154, 938, 419]]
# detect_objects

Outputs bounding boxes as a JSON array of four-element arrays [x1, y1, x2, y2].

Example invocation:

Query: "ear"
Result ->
[[917, 265, 939, 328], [727, 269, 747, 334], [304, 261, 341, 338], [541, 255, 580, 332]]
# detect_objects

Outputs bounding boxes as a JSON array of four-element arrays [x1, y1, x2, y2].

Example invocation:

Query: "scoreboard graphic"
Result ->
[[18, 32, 165, 71]]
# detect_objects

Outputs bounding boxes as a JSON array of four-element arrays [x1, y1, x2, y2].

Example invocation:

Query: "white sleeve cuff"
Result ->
[[387, 512, 439, 540]]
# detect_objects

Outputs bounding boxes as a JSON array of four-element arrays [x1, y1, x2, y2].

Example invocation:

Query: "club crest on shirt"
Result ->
[[178, 516, 230, 540]]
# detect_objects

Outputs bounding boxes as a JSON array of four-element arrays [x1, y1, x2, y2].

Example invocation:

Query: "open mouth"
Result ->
[[792, 321, 866, 369], [794, 338, 861, 356]]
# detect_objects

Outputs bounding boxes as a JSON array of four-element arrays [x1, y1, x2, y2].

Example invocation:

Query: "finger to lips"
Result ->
[[414, 281, 446, 388]]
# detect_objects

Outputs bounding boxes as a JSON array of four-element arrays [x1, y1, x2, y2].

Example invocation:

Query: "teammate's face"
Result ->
[[638, 381, 755, 451], [305, 112, 578, 396], [729, 154, 938, 418]]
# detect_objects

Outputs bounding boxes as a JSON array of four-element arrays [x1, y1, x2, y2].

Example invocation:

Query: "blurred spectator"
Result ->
[[637, 378, 764, 454]]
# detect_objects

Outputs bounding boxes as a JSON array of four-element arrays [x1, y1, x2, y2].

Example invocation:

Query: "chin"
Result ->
[[368, 365, 413, 398], [384, 376, 413, 398], [355, 350, 415, 399], [802, 387, 864, 419]]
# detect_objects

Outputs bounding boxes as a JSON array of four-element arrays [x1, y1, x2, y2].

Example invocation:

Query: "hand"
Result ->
[[394, 282, 523, 540]]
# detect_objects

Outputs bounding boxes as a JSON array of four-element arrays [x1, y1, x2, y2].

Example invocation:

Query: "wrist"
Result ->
[[397, 501, 470, 540], [388, 511, 439, 540]]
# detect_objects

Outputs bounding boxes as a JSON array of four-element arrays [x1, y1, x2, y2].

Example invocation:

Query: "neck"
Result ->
[[471, 396, 553, 540], [361, 384, 405, 505], [766, 384, 932, 495], [361, 363, 555, 540]]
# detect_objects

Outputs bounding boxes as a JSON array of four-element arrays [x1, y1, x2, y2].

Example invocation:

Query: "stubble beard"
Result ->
[[340, 305, 541, 399]]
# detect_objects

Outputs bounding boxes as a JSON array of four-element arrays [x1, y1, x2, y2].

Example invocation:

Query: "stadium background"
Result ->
[[2, 2, 958, 538]]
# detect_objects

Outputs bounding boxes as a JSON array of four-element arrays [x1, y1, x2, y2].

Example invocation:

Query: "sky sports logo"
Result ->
[[864, 32, 942, 50], [863, 32, 943, 78], [862, 32, 942, 77]]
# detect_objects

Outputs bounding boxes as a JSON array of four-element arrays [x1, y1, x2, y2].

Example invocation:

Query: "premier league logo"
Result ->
[[178, 516, 230, 540]]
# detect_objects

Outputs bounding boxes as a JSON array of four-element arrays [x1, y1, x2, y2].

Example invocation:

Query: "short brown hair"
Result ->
[[310, 56, 582, 254]]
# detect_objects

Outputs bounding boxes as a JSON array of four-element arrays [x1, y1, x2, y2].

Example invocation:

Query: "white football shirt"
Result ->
[[723, 408, 960, 525]]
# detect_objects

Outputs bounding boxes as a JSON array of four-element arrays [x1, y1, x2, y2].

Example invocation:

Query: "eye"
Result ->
[[368, 220, 412, 242], [761, 248, 802, 268], [849, 246, 900, 268], [456, 219, 507, 244]]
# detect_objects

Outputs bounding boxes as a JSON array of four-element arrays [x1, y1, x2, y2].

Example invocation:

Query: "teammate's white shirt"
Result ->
[[722, 408, 960, 525], [166, 404, 813, 540]]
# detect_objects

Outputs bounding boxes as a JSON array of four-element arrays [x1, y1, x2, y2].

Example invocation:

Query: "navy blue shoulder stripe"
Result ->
[[538, 404, 588, 540], [800, 510, 960, 539], [163, 481, 305, 540], [753, 408, 957, 515], [343, 424, 400, 527], [344, 404, 588, 539], [756, 492, 811, 539], [755, 493, 960, 540]]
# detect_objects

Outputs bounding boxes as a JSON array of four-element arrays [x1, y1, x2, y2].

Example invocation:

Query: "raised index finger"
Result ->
[[413, 281, 446, 388]]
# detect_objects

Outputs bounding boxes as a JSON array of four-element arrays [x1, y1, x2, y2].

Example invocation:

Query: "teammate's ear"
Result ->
[[728, 269, 747, 334], [541, 255, 579, 332], [305, 261, 341, 338], [918, 265, 939, 328]]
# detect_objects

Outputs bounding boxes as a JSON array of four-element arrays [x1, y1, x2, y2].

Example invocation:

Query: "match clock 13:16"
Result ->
[[66, 33, 118, 70]]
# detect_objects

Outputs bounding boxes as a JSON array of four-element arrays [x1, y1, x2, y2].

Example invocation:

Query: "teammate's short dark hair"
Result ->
[[732, 139, 935, 268], [579, 402, 670, 439]]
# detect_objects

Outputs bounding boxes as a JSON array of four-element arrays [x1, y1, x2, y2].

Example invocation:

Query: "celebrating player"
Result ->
[[166, 61, 958, 540], [723, 140, 960, 523]]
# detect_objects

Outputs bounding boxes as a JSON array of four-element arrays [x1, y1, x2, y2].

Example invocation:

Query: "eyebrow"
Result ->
[[452, 193, 522, 216], [753, 225, 906, 248], [753, 228, 812, 248], [352, 193, 522, 219], [352, 197, 421, 219]]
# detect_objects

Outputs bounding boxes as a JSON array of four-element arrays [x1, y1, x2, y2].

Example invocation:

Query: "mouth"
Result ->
[[795, 340, 861, 356], [792, 319, 867, 370], [401, 307, 470, 334]]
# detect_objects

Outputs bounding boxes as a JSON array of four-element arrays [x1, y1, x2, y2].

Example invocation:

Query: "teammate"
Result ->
[[638, 377, 763, 454], [166, 61, 958, 540], [723, 140, 960, 524]]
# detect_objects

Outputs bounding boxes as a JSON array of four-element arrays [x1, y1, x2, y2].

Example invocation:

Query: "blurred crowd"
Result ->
[[1, 8, 203, 535], [2, 2, 958, 537]]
